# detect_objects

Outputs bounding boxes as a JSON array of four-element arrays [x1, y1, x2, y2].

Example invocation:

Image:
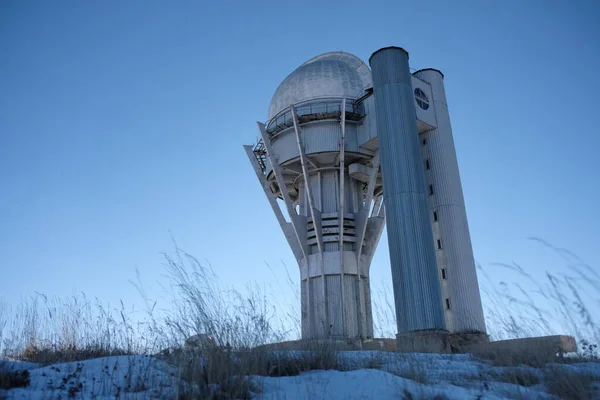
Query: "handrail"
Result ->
[[266, 97, 365, 135]]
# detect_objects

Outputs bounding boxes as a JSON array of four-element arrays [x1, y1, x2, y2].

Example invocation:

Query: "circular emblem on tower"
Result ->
[[414, 88, 429, 110]]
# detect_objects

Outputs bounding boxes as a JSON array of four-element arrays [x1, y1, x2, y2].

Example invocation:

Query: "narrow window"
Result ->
[[441, 268, 447, 280], [425, 160, 430, 170], [433, 211, 438, 222], [445, 298, 451, 310], [429, 185, 434, 196], [437, 239, 442, 250], [422, 138, 427, 146]]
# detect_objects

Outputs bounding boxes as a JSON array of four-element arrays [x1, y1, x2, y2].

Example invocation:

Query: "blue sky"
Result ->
[[1, 1, 599, 327]]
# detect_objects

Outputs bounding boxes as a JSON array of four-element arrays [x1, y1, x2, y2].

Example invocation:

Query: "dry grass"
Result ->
[[1, 294, 146, 366], [19, 344, 133, 366], [0, 368, 30, 390], [147, 248, 292, 352], [0, 240, 598, 399], [475, 348, 561, 368], [479, 238, 599, 351], [486, 367, 541, 386], [386, 355, 429, 385], [402, 389, 449, 400], [139, 247, 349, 399], [369, 239, 600, 365], [543, 366, 599, 400], [172, 342, 348, 399]]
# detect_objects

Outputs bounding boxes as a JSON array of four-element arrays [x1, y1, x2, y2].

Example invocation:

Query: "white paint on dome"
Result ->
[[268, 51, 372, 120]]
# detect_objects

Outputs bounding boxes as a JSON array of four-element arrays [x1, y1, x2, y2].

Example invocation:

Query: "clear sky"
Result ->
[[1, 1, 599, 327]]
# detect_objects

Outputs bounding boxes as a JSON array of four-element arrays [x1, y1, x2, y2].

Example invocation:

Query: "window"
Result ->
[[429, 185, 434, 196], [445, 298, 451, 310], [414, 88, 430, 110], [437, 239, 442, 250], [425, 160, 430, 170], [422, 138, 427, 146], [433, 211, 438, 222], [441, 268, 447, 280]]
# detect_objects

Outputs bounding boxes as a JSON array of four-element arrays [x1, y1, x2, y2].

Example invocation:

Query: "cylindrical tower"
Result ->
[[245, 52, 385, 340], [414, 68, 487, 334], [369, 47, 446, 334]]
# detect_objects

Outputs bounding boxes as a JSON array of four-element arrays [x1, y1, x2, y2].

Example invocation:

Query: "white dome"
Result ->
[[268, 51, 372, 120]]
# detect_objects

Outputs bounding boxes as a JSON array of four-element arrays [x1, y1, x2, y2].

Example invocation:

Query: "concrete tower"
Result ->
[[245, 47, 487, 347], [244, 52, 384, 340], [414, 68, 486, 334]]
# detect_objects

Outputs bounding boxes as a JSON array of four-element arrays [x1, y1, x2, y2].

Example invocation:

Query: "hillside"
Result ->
[[2, 350, 599, 399]]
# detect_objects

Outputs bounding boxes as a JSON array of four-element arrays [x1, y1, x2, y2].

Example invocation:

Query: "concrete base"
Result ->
[[396, 330, 451, 353], [395, 330, 575, 358], [253, 334, 576, 361], [254, 338, 397, 352], [462, 335, 577, 364], [448, 332, 490, 353]]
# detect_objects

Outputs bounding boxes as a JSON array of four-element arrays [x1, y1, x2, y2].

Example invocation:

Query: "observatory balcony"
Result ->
[[266, 97, 365, 136]]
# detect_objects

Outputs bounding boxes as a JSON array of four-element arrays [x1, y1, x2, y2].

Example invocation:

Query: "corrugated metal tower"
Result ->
[[369, 47, 446, 334], [245, 46, 487, 343]]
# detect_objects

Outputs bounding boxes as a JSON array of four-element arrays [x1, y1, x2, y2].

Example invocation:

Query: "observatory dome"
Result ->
[[268, 51, 372, 120]]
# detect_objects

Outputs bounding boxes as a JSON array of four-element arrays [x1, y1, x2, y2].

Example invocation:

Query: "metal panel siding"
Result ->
[[416, 69, 486, 333], [301, 281, 308, 338], [371, 85, 425, 194], [345, 176, 357, 214], [437, 205, 485, 331], [420, 126, 464, 209], [326, 275, 344, 336], [298, 183, 307, 219], [363, 276, 374, 338], [386, 192, 446, 332], [343, 275, 359, 337], [271, 129, 298, 166], [304, 122, 341, 154], [309, 277, 327, 338], [323, 243, 337, 252], [268, 122, 363, 171], [320, 171, 338, 213], [358, 96, 378, 146], [303, 122, 361, 155], [344, 123, 360, 153], [370, 48, 446, 333]]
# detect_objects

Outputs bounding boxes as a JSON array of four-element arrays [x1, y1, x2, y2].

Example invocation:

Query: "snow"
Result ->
[[1, 351, 599, 399], [256, 369, 502, 400], [1, 356, 181, 399]]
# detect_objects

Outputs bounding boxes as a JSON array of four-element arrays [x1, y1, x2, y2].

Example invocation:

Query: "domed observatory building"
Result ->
[[244, 47, 486, 349]]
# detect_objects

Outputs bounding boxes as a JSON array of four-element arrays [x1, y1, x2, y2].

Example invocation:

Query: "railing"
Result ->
[[266, 97, 365, 135], [252, 139, 268, 173], [252, 98, 366, 174]]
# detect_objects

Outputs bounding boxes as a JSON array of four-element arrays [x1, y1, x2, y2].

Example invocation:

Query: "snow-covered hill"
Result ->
[[2, 351, 599, 399]]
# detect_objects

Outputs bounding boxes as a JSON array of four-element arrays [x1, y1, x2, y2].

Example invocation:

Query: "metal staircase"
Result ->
[[252, 139, 267, 174]]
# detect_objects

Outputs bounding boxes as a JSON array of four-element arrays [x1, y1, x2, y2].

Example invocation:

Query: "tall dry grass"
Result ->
[[142, 247, 296, 352], [478, 238, 599, 357], [369, 238, 599, 358], [0, 293, 151, 365], [1, 239, 597, 397]]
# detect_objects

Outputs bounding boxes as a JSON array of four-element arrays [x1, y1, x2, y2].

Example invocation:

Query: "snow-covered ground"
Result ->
[[1, 351, 599, 399]]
